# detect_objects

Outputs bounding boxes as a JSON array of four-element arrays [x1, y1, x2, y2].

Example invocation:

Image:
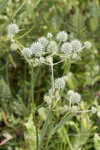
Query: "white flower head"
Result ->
[[84, 41, 92, 49], [68, 90, 81, 104], [91, 106, 97, 114], [61, 42, 72, 54], [56, 31, 68, 42], [30, 41, 44, 57], [71, 39, 82, 52], [47, 33, 53, 39], [67, 90, 74, 97], [55, 77, 65, 90], [21, 48, 32, 58], [38, 37, 48, 48], [47, 41, 58, 53], [8, 23, 19, 39]]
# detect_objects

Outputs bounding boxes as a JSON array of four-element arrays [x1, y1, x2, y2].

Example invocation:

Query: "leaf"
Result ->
[[39, 111, 52, 146], [89, 18, 98, 31], [0, 78, 11, 99], [94, 134, 100, 150], [48, 113, 72, 141], [25, 114, 37, 150], [0, 0, 8, 13]]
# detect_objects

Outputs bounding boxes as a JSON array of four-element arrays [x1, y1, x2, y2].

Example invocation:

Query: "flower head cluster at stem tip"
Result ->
[[30, 41, 44, 57], [71, 40, 82, 52], [56, 31, 68, 42], [7, 24, 92, 65], [67, 90, 81, 104], [55, 77, 66, 90], [38, 37, 48, 48], [61, 42, 72, 54], [8, 23, 19, 39]]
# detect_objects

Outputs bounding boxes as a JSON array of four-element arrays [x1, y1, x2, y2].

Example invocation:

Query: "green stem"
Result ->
[[31, 65, 35, 112], [66, 131, 73, 150], [31, 65, 39, 150], [23, 61, 27, 100], [51, 63, 54, 93], [34, 117, 39, 150], [63, 61, 71, 75]]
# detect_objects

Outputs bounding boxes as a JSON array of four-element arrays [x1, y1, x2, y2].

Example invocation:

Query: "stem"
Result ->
[[64, 61, 71, 75], [31, 65, 39, 150], [23, 61, 27, 101], [66, 133, 73, 150], [69, 99, 72, 110], [31, 65, 35, 113], [51, 63, 54, 93], [34, 116, 39, 150]]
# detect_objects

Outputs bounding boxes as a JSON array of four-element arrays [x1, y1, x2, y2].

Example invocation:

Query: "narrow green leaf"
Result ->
[[39, 111, 52, 146], [50, 113, 72, 137]]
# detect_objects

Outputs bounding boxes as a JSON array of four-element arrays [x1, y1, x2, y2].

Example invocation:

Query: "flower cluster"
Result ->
[[56, 31, 68, 42], [54, 77, 65, 90], [7, 23, 92, 64], [8, 23, 19, 39], [61, 42, 72, 54], [67, 90, 81, 104], [47, 41, 58, 53], [18, 29, 92, 65], [38, 37, 48, 48], [30, 42, 44, 57]]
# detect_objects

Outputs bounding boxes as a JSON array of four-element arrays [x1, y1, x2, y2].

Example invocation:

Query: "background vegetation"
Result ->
[[0, 0, 100, 149]]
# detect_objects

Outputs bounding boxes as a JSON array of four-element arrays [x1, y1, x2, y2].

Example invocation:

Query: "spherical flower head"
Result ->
[[55, 77, 65, 90], [61, 42, 72, 54], [84, 41, 92, 49], [68, 90, 81, 104], [30, 41, 44, 57], [47, 33, 53, 39], [47, 41, 58, 53], [67, 90, 74, 97], [38, 37, 48, 48], [8, 23, 19, 39], [71, 39, 82, 52], [21, 48, 32, 58], [91, 106, 97, 114], [56, 31, 68, 42]]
